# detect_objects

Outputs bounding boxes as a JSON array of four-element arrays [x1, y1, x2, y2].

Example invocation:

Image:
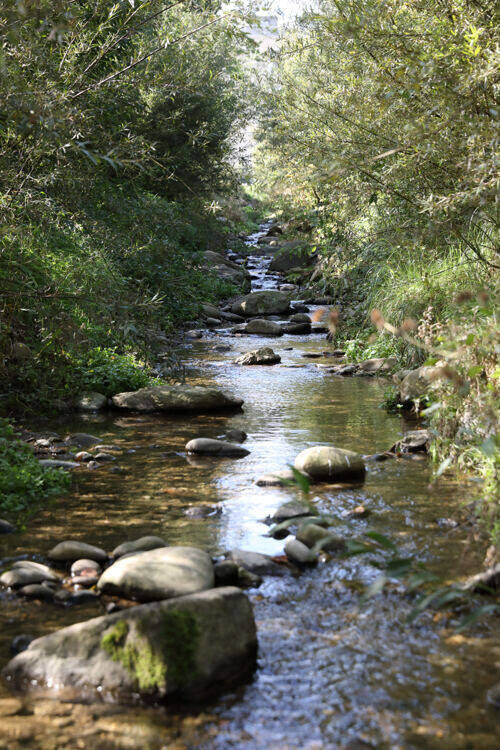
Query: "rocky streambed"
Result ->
[[0, 222, 499, 749]]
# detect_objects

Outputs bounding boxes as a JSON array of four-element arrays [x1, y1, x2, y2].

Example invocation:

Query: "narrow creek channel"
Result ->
[[0, 224, 498, 749]]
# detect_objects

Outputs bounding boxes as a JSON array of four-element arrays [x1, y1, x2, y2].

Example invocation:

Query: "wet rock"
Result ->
[[184, 505, 220, 519], [186, 438, 250, 458], [290, 313, 311, 323], [255, 469, 296, 487], [342, 740, 376, 750], [95, 444, 122, 452], [18, 584, 55, 601], [71, 559, 102, 576], [3, 587, 257, 701], [75, 451, 93, 462], [93, 452, 116, 463], [13, 561, 57, 576], [268, 241, 311, 272], [231, 290, 291, 317], [38, 459, 80, 469], [186, 329, 203, 339], [462, 564, 500, 594], [224, 429, 247, 443], [1, 567, 58, 588], [345, 505, 370, 520], [297, 524, 346, 553], [436, 517, 459, 529], [206, 317, 221, 327], [72, 575, 100, 587], [87, 460, 101, 470], [236, 567, 263, 588], [390, 429, 431, 454], [66, 433, 101, 448], [294, 446, 366, 483], [213, 342, 232, 352], [283, 322, 312, 335], [0, 519, 15, 534], [220, 312, 245, 323], [234, 347, 281, 365], [213, 561, 239, 587], [48, 541, 108, 564], [291, 303, 310, 313], [97, 546, 214, 602], [302, 352, 323, 359], [229, 549, 290, 578], [246, 319, 284, 336], [66, 590, 100, 606], [112, 385, 243, 413], [271, 500, 317, 523], [112, 537, 168, 559], [10, 634, 33, 656], [202, 303, 221, 318], [285, 539, 318, 565], [336, 364, 359, 376], [75, 392, 107, 411]]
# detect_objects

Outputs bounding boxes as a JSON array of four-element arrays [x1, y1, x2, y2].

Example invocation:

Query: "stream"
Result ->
[[0, 224, 498, 749]]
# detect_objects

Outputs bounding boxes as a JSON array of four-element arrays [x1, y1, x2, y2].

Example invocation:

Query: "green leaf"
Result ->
[[467, 365, 483, 378], [364, 531, 396, 551]]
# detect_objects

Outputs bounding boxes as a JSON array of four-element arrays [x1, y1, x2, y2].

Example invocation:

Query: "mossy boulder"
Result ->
[[294, 446, 366, 483], [231, 291, 291, 317], [2, 587, 257, 701]]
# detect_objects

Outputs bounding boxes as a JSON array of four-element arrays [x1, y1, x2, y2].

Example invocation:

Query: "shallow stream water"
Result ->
[[0, 225, 498, 749]]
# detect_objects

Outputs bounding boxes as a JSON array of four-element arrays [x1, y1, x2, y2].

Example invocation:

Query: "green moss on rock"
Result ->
[[100, 609, 199, 693]]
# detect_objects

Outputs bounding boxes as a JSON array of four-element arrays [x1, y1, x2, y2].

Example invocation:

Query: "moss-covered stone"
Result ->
[[100, 610, 199, 693]]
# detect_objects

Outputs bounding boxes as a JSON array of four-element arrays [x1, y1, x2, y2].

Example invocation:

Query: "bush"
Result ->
[[71, 348, 157, 398], [0, 419, 71, 515]]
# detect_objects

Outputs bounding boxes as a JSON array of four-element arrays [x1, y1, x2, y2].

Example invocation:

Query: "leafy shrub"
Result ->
[[72, 348, 158, 398], [0, 419, 71, 515]]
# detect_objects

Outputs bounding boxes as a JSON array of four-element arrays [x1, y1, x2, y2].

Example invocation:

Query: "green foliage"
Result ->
[[71, 348, 156, 398], [0, 419, 71, 515]]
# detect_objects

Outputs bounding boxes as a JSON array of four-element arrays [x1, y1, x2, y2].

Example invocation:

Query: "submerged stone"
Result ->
[[185, 438, 250, 458], [234, 347, 281, 365]]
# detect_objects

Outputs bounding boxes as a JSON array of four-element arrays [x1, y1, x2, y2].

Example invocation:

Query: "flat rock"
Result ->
[[224, 429, 247, 443], [112, 385, 243, 413], [297, 524, 346, 553], [1, 568, 58, 588], [294, 446, 366, 483], [66, 433, 101, 448], [234, 347, 281, 365], [290, 313, 311, 323], [231, 291, 291, 317], [97, 546, 214, 602], [271, 500, 317, 523], [283, 322, 312, 335], [48, 541, 108, 564], [18, 584, 55, 601], [39, 459, 79, 469], [358, 357, 398, 374], [186, 438, 250, 458], [3, 587, 257, 701], [229, 549, 290, 577], [112, 536, 168, 559], [246, 319, 284, 336]]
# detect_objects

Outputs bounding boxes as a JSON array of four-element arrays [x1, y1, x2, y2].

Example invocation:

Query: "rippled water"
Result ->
[[0, 226, 498, 749]]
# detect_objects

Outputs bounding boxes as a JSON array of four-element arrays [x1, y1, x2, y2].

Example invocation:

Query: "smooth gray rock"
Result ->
[[75, 392, 107, 411], [231, 291, 291, 317], [283, 322, 311, 335], [13, 561, 57, 576], [246, 319, 284, 337], [285, 539, 318, 565], [186, 438, 250, 458], [112, 385, 243, 413], [294, 446, 366, 483], [213, 561, 239, 587], [229, 549, 290, 578], [201, 303, 221, 318], [3, 587, 257, 701], [224, 429, 247, 443], [271, 500, 317, 523], [112, 536, 168, 559], [234, 347, 281, 365], [1, 567, 58, 588], [48, 541, 108, 564], [66, 433, 100, 448], [255, 469, 296, 487], [290, 313, 311, 323], [97, 546, 214, 602], [296, 524, 346, 553], [39, 459, 79, 469], [18, 584, 55, 601]]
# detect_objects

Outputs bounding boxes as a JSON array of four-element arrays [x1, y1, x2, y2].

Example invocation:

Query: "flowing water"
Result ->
[[0, 225, 498, 749]]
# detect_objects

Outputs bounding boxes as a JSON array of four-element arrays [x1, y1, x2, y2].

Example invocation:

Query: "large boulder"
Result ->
[[231, 291, 291, 317], [185, 438, 250, 458], [294, 446, 366, 483], [268, 241, 313, 273], [112, 385, 243, 413], [246, 319, 283, 337], [2, 587, 257, 701], [234, 347, 281, 365], [202, 251, 251, 293], [75, 392, 107, 412], [97, 546, 214, 602], [390, 429, 431, 454]]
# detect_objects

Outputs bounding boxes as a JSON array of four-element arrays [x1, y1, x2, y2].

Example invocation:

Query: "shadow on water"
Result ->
[[0, 229, 498, 749]]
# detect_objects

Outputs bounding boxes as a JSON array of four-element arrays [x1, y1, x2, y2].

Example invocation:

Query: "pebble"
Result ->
[[71, 559, 101, 576]]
